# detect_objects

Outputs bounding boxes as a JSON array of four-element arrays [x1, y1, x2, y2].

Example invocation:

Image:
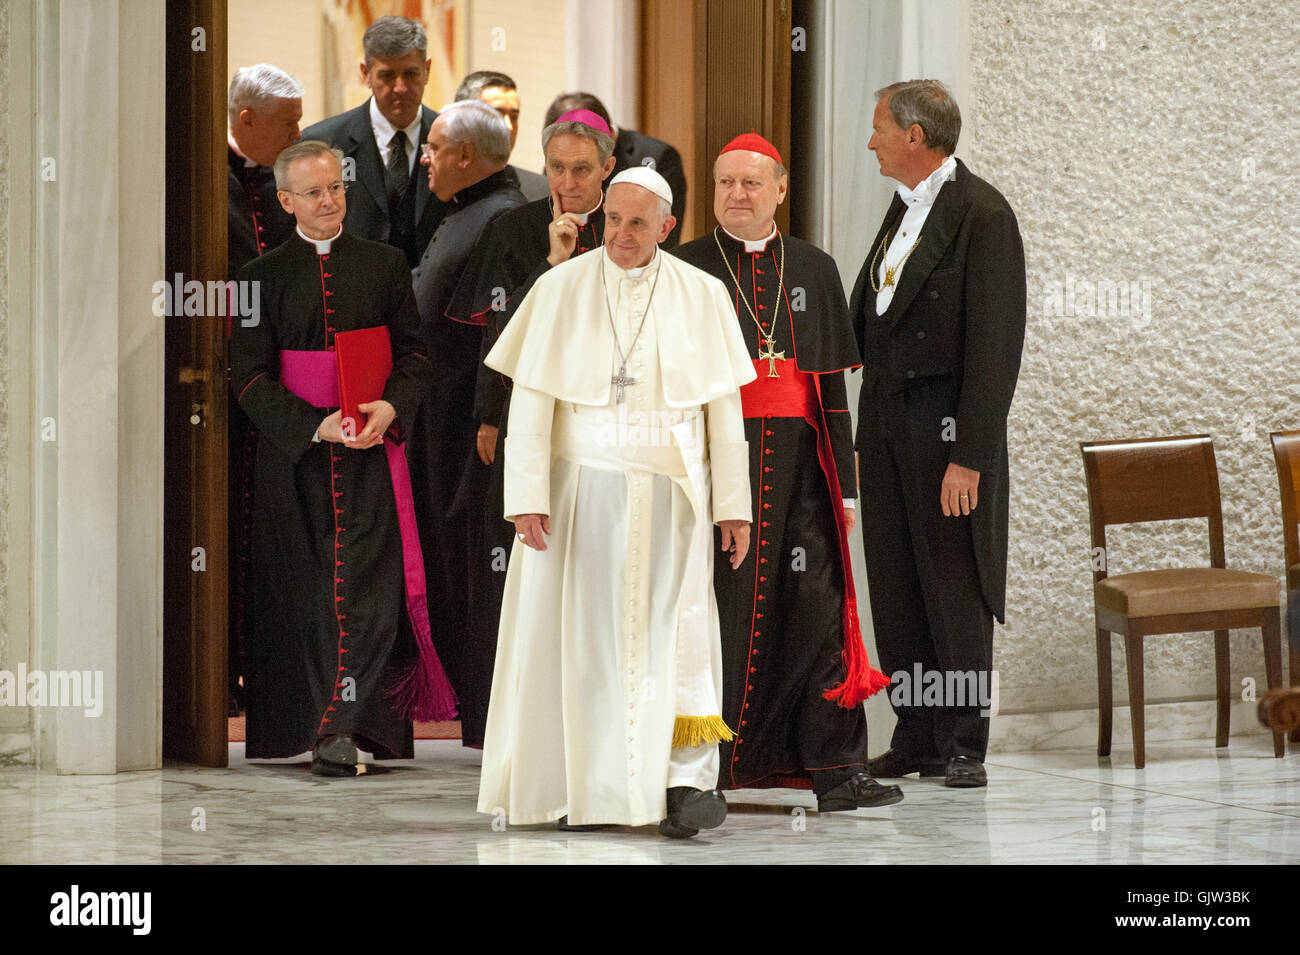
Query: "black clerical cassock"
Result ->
[[227, 146, 297, 716], [232, 230, 439, 759], [406, 168, 524, 748], [442, 194, 604, 747], [674, 228, 888, 792]]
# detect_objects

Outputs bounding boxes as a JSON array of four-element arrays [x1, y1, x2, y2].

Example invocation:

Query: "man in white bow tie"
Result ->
[[849, 80, 1026, 789]]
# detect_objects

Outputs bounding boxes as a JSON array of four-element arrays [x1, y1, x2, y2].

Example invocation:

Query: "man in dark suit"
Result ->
[[850, 79, 1025, 789], [543, 92, 687, 247], [302, 15, 442, 268]]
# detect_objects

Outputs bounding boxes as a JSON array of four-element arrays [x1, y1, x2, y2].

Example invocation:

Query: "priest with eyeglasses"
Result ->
[[232, 139, 455, 777]]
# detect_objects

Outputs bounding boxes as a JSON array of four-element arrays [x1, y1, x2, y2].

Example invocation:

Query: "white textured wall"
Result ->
[[965, 2, 1300, 711]]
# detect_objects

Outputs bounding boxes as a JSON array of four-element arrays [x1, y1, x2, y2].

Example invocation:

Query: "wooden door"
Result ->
[[162, 0, 230, 767], [640, 0, 793, 243]]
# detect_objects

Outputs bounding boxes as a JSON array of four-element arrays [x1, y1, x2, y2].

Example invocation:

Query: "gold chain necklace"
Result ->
[[714, 228, 786, 378], [869, 229, 921, 293]]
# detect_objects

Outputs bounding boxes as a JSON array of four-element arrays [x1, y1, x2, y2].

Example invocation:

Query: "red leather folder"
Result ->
[[333, 325, 393, 436]]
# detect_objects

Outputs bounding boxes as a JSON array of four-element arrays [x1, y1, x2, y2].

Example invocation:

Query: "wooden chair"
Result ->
[[1268, 430, 1300, 739], [1080, 435, 1285, 768]]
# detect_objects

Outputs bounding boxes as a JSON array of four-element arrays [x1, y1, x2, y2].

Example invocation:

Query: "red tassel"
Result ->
[[822, 596, 889, 707], [389, 593, 458, 721]]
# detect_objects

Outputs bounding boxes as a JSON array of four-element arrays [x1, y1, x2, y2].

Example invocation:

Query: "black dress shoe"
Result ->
[[817, 772, 905, 812], [659, 787, 727, 839], [311, 734, 359, 777], [310, 755, 360, 777], [866, 749, 947, 778], [314, 733, 358, 766], [556, 815, 607, 832], [944, 756, 987, 788]]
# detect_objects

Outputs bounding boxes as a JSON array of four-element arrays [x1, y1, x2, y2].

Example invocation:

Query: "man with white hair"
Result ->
[[406, 100, 525, 732], [477, 167, 755, 838], [226, 63, 303, 719], [227, 63, 302, 274]]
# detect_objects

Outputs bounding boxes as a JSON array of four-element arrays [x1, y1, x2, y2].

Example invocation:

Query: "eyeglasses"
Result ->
[[420, 140, 462, 159], [285, 181, 348, 202]]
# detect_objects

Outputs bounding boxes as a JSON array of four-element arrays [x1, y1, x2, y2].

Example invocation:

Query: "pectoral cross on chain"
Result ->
[[759, 339, 785, 378], [612, 364, 639, 403]]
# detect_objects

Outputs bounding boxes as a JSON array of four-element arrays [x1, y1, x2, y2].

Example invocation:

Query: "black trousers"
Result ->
[[858, 379, 994, 762]]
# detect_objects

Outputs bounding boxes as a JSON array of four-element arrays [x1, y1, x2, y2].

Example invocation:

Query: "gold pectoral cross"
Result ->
[[882, 265, 898, 288], [759, 339, 785, 378]]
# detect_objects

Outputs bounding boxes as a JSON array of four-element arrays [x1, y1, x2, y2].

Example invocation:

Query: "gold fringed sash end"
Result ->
[[672, 714, 735, 748]]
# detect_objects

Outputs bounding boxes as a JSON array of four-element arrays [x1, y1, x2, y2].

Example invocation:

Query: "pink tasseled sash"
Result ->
[[280, 348, 457, 722]]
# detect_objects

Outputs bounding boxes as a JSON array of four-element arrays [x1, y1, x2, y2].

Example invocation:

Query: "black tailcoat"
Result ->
[[302, 101, 445, 269], [675, 229, 868, 792], [406, 169, 525, 746], [443, 196, 604, 746], [849, 159, 1025, 761], [232, 231, 432, 759], [612, 128, 686, 248]]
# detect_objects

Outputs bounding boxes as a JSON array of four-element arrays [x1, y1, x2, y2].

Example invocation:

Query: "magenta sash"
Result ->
[[279, 349, 457, 721]]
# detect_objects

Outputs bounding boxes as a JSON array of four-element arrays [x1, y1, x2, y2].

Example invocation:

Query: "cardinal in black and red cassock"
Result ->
[[440, 109, 614, 747], [232, 142, 453, 774], [673, 134, 899, 812]]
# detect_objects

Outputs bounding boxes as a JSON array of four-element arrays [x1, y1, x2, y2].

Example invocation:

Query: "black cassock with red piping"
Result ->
[[232, 231, 433, 759], [674, 229, 887, 794]]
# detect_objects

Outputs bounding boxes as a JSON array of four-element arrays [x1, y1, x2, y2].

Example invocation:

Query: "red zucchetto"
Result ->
[[719, 132, 783, 166]]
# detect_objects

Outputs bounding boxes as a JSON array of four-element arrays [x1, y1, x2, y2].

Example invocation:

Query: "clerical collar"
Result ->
[[451, 167, 511, 208], [369, 98, 422, 169], [563, 195, 603, 226], [227, 130, 258, 168], [296, 225, 343, 254], [605, 246, 660, 280], [896, 155, 957, 208], [721, 223, 778, 252]]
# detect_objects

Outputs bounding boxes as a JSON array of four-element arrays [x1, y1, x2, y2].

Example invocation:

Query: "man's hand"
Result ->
[[317, 410, 346, 444], [349, 400, 396, 450], [719, 519, 751, 569], [514, 513, 551, 551], [546, 186, 580, 266], [843, 507, 857, 534], [476, 423, 499, 465], [941, 462, 980, 516]]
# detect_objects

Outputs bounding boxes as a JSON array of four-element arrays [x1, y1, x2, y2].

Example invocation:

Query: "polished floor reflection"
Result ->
[[1, 738, 1296, 864]]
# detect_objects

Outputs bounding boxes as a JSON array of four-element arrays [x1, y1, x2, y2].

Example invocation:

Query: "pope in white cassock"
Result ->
[[477, 167, 757, 838]]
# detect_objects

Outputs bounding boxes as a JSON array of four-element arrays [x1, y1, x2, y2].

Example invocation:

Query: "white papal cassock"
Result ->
[[476, 245, 757, 827]]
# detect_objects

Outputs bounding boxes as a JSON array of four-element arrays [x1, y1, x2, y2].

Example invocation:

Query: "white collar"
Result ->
[[296, 225, 343, 254], [369, 98, 423, 153], [896, 155, 957, 208], [721, 223, 778, 252], [605, 245, 660, 280], [563, 194, 603, 226], [227, 129, 258, 168]]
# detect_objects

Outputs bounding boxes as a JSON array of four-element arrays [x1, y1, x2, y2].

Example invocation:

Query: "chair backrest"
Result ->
[[1269, 430, 1300, 572], [1079, 435, 1225, 584]]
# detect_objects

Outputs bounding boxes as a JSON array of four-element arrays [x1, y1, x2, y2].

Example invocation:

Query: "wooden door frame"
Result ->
[[162, 0, 229, 766]]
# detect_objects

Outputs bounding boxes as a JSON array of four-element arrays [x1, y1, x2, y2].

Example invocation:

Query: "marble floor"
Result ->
[[0, 737, 1296, 864]]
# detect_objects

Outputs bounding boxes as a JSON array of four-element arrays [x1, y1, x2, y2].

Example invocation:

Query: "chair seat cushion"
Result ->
[[1096, 568, 1280, 617]]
